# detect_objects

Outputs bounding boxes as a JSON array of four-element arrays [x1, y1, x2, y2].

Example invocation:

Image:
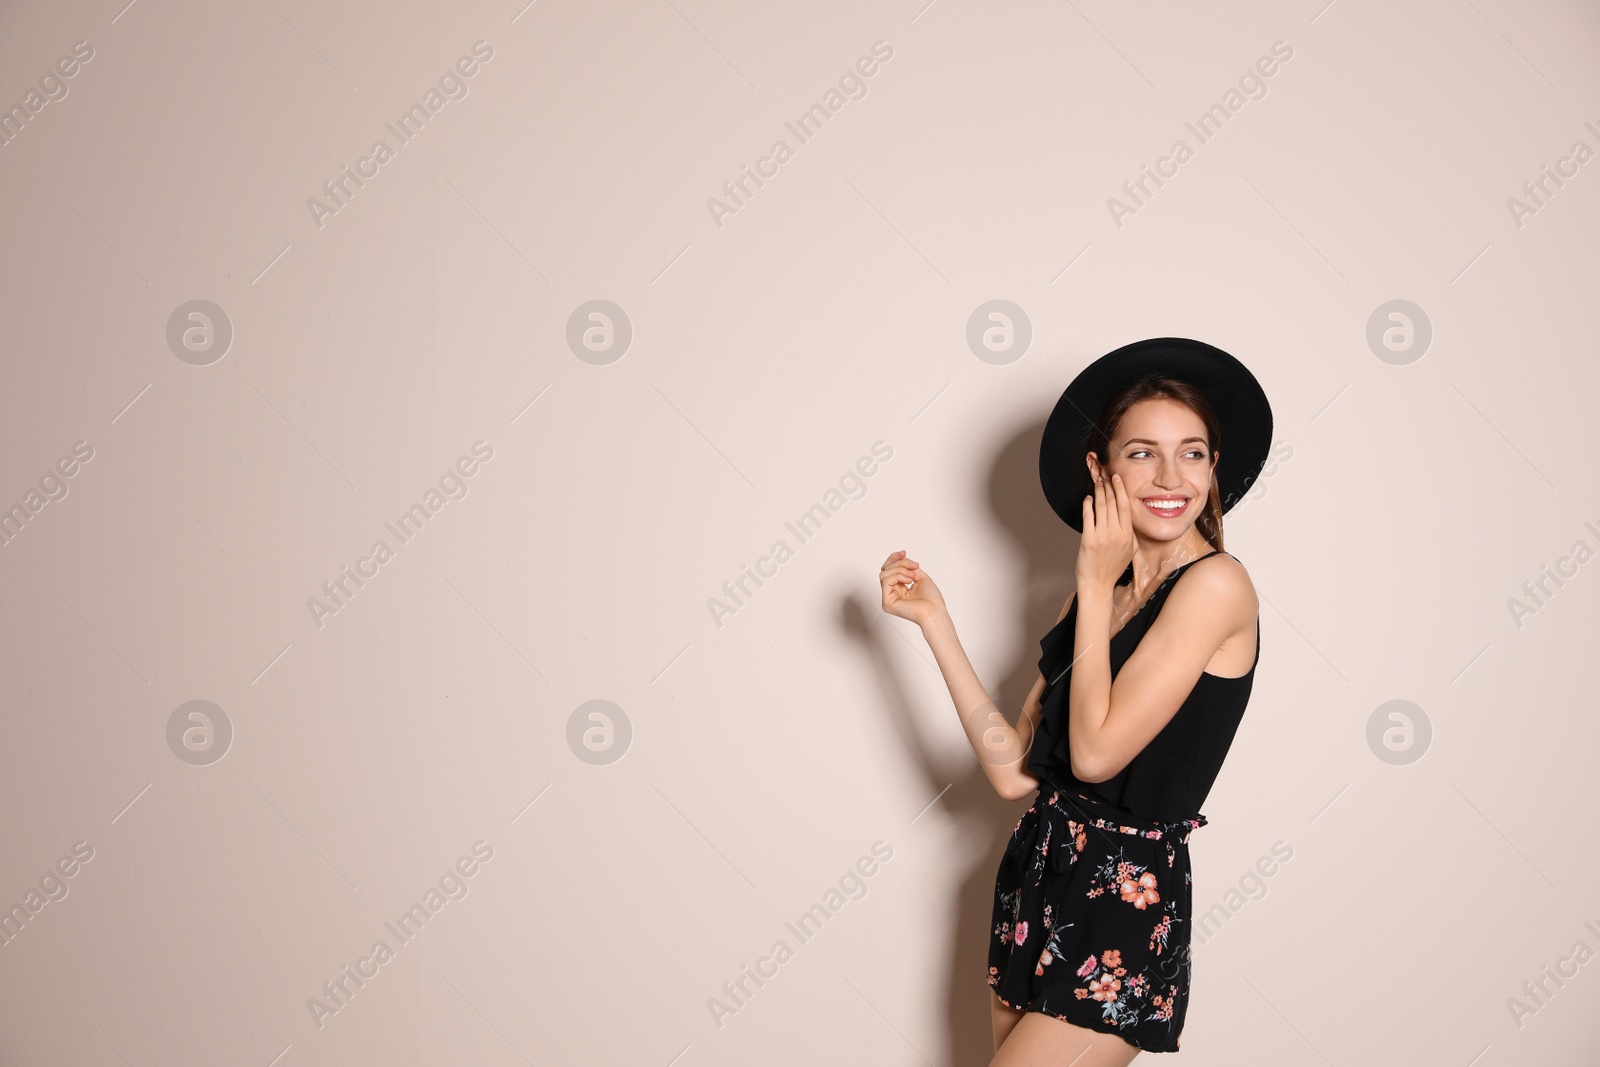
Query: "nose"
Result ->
[[1155, 452, 1182, 489]]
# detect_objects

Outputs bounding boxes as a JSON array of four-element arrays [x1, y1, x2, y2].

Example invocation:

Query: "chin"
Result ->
[[1132, 516, 1191, 538]]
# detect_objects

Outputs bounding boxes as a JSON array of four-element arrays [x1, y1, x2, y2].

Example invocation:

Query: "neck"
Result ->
[[1128, 532, 1213, 592]]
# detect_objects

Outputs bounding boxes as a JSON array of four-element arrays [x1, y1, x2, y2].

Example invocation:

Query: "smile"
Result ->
[[1141, 497, 1189, 517]]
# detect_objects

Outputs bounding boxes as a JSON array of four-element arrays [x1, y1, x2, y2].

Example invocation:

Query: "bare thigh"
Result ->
[[987, 994, 1140, 1067], [991, 992, 1025, 1050]]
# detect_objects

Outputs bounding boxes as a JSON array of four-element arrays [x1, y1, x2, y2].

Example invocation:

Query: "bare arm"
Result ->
[[919, 614, 1048, 802], [879, 549, 1068, 802], [1065, 472, 1256, 783], [1067, 555, 1255, 782]]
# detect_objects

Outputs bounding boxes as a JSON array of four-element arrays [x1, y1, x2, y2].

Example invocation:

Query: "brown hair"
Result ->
[[1079, 375, 1225, 564]]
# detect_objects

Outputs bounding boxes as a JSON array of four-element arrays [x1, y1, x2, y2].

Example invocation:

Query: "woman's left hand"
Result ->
[[1077, 471, 1138, 592]]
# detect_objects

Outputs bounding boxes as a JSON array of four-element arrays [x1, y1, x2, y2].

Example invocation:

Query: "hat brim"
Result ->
[[1039, 337, 1273, 533]]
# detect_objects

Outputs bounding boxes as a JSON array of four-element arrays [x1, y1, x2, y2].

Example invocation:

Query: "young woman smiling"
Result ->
[[880, 338, 1273, 1064]]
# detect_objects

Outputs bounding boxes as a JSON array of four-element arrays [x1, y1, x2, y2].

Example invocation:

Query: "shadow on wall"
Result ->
[[840, 417, 1077, 1067]]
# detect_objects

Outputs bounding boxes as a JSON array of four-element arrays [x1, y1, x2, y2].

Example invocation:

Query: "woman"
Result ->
[[879, 338, 1273, 1064]]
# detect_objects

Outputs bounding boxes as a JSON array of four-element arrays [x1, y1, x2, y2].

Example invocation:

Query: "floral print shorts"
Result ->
[[986, 784, 1206, 1054]]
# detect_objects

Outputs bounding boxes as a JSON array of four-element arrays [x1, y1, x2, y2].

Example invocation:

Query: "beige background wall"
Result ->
[[1, 1, 1597, 1064]]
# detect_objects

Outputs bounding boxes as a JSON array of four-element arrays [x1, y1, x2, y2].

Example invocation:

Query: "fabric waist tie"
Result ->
[[1004, 784, 1207, 885]]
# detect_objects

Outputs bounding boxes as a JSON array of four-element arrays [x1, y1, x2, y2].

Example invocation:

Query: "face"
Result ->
[[1086, 397, 1217, 539]]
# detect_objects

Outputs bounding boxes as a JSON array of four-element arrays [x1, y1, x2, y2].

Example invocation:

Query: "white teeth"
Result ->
[[1145, 499, 1185, 510]]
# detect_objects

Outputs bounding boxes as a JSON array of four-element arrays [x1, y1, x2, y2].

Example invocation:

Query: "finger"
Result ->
[[882, 563, 919, 587], [1110, 473, 1131, 529]]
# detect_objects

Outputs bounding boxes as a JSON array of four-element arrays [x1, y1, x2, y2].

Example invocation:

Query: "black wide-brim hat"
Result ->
[[1040, 337, 1273, 532]]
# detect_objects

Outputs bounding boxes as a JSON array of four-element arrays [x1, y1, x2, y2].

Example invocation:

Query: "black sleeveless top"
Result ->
[[1025, 549, 1258, 822]]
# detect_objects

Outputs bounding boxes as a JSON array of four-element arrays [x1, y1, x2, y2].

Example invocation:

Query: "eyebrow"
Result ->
[[1121, 437, 1208, 446]]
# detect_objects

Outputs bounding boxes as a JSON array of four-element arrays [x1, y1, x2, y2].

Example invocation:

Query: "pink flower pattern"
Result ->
[[987, 788, 1200, 1051]]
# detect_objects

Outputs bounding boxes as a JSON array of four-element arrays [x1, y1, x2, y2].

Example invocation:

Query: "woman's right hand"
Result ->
[[879, 550, 949, 628]]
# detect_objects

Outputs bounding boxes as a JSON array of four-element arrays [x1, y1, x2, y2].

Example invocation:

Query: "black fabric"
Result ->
[[1025, 549, 1258, 823], [987, 785, 1203, 1052]]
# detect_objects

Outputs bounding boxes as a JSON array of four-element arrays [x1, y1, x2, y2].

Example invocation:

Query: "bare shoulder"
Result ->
[[1171, 551, 1258, 620], [1146, 552, 1258, 675]]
